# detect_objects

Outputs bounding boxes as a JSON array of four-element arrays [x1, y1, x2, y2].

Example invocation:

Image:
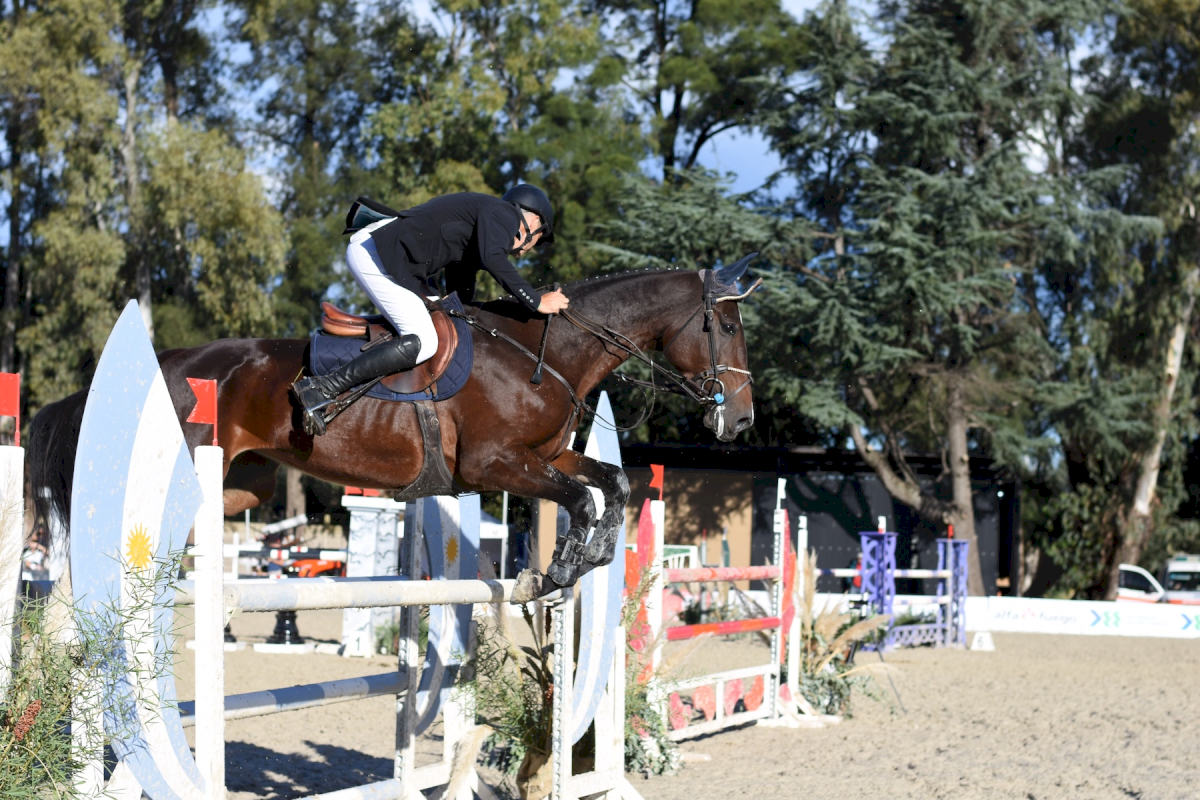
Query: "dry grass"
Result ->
[[796, 551, 892, 714]]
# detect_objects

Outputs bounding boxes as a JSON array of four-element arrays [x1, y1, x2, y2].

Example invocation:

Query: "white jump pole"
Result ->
[[0, 444, 24, 701], [193, 445, 226, 799]]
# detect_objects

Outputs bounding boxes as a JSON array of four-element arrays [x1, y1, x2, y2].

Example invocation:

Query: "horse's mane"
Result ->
[[480, 266, 696, 312], [465, 266, 703, 327], [553, 265, 695, 294]]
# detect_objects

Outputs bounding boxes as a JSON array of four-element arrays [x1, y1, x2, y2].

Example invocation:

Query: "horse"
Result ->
[[27, 261, 759, 601]]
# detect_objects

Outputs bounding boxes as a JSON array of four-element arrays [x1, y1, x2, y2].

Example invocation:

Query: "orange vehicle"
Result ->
[[286, 558, 345, 578]]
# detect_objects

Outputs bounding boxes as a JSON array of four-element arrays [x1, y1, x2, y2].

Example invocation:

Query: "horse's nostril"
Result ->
[[735, 416, 753, 433]]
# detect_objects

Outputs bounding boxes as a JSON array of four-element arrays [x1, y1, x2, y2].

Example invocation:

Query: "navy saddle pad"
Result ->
[[308, 294, 474, 402]]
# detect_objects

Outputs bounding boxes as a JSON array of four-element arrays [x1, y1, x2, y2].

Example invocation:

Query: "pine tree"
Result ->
[[592, 168, 814, 443], [763, 0, 1158, 594]]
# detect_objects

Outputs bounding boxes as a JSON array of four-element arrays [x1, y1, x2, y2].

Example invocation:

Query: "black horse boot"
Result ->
[[545, 526, 588, 589], [291, 334, 422, 435]]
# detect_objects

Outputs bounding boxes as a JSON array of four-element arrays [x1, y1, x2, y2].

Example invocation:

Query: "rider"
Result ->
[[292, 185, 571, 435]]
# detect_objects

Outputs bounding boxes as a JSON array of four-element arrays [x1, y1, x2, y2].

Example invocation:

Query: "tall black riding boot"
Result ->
[[291, 334, 423, 435]]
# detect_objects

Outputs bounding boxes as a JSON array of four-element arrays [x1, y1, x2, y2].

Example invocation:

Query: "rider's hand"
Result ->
[[537, 290, 570, 315]]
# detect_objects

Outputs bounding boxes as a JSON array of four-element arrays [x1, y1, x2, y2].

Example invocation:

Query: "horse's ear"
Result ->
[[715, 252, 758, 285]]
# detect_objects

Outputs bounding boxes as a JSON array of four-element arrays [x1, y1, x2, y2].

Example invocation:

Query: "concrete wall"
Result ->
[[624, 467, 755, 587]]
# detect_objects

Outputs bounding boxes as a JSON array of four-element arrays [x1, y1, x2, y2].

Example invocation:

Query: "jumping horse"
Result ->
[[28, 258, 760, 601]]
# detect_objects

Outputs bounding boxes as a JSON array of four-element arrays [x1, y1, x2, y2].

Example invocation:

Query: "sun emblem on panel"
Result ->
[[445, 534, 459, 567], [126, 524, 153, 571]]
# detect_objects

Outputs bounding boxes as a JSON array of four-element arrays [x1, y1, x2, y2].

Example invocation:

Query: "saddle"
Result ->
[[320, 301, 459, 395]]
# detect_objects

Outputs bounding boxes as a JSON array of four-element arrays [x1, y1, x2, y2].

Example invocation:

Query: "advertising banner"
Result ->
[[966, 596, 1200, 639]]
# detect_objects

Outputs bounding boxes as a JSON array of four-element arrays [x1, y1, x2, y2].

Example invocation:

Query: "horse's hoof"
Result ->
[[546, 559, 578, 587], [582, 531, 616, 566], [510, 570, 542, 604]]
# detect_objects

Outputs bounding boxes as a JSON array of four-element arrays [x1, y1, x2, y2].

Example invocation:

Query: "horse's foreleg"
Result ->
[[221, 451, 282, 516], [548, 451, 629, 569], [467, 448, 598, 599]]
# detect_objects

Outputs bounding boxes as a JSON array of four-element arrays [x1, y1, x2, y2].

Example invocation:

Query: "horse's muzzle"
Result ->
[[704, 403, 754, 442]]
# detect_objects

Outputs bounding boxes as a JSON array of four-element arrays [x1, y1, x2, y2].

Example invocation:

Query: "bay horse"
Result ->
[[27, 262, 758, 601]]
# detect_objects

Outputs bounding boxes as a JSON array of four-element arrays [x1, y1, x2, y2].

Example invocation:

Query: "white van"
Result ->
[[1162, 555, 1200, 606], [1116, 564, 1165, 603]]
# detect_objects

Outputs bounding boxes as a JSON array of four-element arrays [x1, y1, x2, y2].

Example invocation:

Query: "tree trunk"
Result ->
[[1103, 266, 1199, 599], [122, 57, 152, 340], [847, 424, 955, 527], [3, 109, 23, 378], [946, 381, 986, 596]]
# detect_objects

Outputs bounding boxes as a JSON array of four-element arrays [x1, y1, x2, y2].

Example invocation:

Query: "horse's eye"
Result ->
[[720, 322, 738, 336]]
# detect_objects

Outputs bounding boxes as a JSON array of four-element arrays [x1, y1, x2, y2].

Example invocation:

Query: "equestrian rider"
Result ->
[[291, 185, 570, 436]]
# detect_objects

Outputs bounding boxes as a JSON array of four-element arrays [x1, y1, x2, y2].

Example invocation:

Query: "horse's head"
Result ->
[[662, 256, 760, 442]]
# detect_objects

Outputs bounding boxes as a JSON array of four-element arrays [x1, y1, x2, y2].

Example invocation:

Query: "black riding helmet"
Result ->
[[502, 184, 555, 245]]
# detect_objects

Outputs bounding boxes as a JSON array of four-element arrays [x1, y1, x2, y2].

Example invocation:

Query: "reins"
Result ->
[[448, 275, 758, 436], [448, 307, 589, 448]]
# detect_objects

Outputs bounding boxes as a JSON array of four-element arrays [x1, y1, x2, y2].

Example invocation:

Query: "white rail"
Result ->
[[175, 575, 516, 611]]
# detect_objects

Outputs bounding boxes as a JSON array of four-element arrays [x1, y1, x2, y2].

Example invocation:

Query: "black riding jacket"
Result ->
[[368, 192, 543, 311]]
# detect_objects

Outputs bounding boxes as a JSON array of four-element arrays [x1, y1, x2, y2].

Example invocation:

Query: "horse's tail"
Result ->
[[26, 389, 87, 539]]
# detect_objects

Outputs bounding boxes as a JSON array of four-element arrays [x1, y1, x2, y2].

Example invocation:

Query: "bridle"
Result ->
[[450, 270, 760, 436], [656, 269, 759, 408]]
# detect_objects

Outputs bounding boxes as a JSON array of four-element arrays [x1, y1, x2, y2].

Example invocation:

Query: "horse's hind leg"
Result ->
[[222, 451, 282, 515], [549, 451, 629, 569]]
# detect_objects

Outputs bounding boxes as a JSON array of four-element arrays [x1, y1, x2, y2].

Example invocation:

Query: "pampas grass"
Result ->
[[796, 550, 892, 715]]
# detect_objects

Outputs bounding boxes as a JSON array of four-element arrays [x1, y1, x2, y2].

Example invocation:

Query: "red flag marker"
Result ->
[[186, 377, 218, 446], [649, 463, 664, 502], [0, 372, 19, 447]]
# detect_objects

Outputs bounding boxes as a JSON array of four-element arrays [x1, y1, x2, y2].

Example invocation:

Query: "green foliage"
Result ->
[[0, 553, 181, 796], [591, 167, 819, 444], [1020, 0, 1200, 595], [6, 0, 1200, 596], [0, 598, 87, 796], [619, 565, 680, 777], [373, 612, 429, 657], [468, 605, 554, 776], [143, 126, 286, 346], [592, 0, 801, 175]]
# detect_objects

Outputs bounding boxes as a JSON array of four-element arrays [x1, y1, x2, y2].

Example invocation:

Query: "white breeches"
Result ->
[[346, 226, 438, 364]]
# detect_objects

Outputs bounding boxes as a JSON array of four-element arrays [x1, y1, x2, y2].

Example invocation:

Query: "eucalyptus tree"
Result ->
[[588, 0, 800, 178], [2, 0, 126, 410], [1033, 0, 1200, 597], [1, 0, 284, 424], [367, 0, 648, 291]]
